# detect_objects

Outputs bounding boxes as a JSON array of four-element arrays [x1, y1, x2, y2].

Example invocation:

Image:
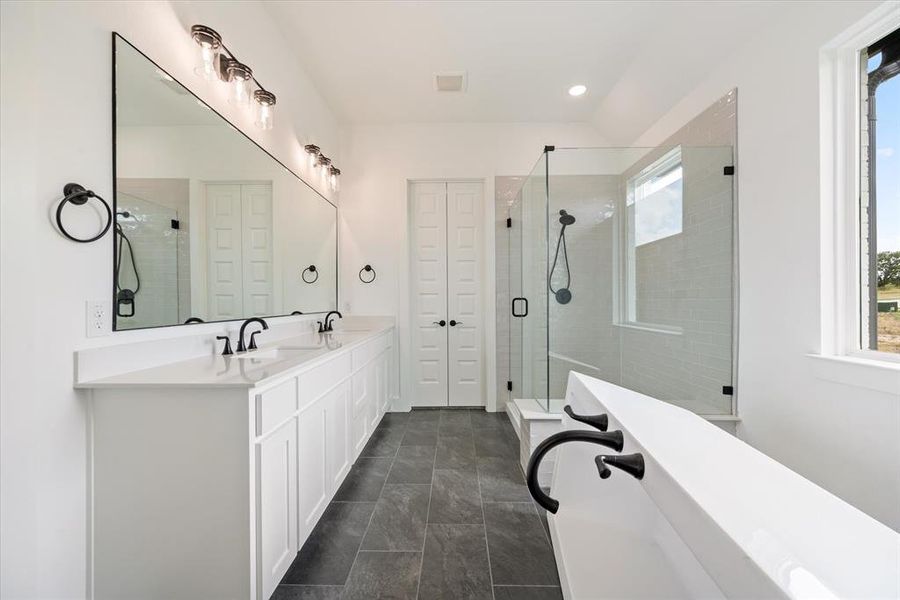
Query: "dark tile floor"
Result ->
[[275, 408, 562, 600]]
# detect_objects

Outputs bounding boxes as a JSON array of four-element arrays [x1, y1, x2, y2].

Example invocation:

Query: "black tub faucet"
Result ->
[[323, 310, 343, 332], [237, 317, 268, 352], [525, 429, 625, 514]]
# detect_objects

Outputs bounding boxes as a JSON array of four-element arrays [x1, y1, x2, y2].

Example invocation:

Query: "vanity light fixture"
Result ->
[[329, 166, 341, 192], [191, 24, 277, 129]]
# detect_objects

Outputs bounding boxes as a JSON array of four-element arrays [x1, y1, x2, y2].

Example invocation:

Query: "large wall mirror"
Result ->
[[112, 34, 337, 330]]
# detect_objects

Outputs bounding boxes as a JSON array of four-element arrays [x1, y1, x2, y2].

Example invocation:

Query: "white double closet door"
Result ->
[[410, 181, 484, 407], [205, 182, 274, 321]]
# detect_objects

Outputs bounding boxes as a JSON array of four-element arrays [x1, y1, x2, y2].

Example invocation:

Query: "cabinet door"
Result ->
[[256, 417, 297, 600], [297, 397, 328, 543], [366, 359, 379, 431], [375, 352, 389, 419], [351, 369, 369, 458], [326, 381, 351, 491], [382, 351, 391, 413]]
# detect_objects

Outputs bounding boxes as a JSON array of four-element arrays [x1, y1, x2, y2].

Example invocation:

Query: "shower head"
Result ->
[[558, 210, 576, 226]]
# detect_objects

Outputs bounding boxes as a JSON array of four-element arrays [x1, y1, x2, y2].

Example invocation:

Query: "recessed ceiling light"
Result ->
[[568, 84, 587, 97]]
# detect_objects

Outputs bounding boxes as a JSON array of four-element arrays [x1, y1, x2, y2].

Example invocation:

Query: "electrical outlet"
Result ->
[[86, 300, 111, 337]]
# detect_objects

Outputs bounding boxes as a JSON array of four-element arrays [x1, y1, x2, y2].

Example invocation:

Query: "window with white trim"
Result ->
[[623, 146, 684, 330], [861, 27, 899, 354]]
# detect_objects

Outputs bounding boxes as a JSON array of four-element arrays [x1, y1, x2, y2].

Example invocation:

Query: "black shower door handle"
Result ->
[[512, 297, 528, 317]]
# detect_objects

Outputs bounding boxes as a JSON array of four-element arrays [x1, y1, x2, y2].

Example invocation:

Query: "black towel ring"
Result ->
[[302, 265, 319, 284], [55, 183, 112, 243], [359, 264, 376, 284]]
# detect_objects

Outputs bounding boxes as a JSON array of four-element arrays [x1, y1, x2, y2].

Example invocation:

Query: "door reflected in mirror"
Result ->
[[113, 34, 337, 330]]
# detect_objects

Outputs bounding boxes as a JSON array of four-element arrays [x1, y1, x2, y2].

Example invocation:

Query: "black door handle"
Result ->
[[432, 320, 446, 327], [526, 429, 624, 514], [512, 297, 528, 317], [449, 319, 463, 327], [564, 405, 608, 431]]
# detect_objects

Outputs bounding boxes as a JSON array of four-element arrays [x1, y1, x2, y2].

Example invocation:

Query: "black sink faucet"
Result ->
[[323, 310, 343, 332], [237, 317, 268, 352]]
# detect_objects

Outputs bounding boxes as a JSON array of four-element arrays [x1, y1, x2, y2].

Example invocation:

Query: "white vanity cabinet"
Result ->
[[85, 327, 396, 600]]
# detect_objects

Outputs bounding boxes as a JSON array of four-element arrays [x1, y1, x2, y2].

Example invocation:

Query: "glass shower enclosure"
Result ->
[[507, 145, 736, 417]]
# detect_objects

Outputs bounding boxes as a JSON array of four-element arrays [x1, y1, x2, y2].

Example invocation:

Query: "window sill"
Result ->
[[806, 353, 900, 395], [614, 322, 683, 336]]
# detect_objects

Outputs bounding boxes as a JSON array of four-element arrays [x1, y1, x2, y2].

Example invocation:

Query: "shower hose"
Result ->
[[549, 217, 573, 304], [115, 221, 140, 317]]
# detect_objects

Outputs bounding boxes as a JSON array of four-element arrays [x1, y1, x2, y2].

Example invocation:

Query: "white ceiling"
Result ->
[[265, 1, 788, 141]]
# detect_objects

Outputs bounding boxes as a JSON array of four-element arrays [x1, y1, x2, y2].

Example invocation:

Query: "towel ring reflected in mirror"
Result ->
[[302, 265, 318, 284], [359, 264, 376, 284], [55, 183, 113, 243]]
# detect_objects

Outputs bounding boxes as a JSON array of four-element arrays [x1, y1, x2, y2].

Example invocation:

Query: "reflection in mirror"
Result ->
[[113, 35, 337, 330]]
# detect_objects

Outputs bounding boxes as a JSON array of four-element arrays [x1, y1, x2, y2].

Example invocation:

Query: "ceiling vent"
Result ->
[[433, 71, 467, 92]]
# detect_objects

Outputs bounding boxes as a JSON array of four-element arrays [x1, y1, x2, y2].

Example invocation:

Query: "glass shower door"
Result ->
[[508, 153, 550, 412]]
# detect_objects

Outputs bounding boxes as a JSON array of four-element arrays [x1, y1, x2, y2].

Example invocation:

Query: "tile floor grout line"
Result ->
[[340, 415, 408, 588], [413, 428, 438, 600], [493, 584, 562, 588], [473, 419, 498, 600]]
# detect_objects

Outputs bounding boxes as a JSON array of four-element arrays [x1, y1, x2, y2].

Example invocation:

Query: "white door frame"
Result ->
[[403, 178, 496, 411]]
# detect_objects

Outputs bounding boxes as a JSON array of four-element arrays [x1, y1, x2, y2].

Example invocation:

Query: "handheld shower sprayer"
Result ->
[[549, 209, 575, 304]]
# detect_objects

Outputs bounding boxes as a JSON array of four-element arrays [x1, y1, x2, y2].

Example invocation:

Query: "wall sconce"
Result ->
[[329, 166, 341, 192], [191, 24, 276, 129]]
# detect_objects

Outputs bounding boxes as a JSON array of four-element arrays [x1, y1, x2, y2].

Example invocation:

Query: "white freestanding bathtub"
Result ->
[[544, 373, 900, 599]]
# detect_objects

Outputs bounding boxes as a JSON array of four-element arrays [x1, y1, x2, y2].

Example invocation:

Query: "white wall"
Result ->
[[339, 123, 607, 412], [634, 0, 900, 531], [0, 2, 341, 598]]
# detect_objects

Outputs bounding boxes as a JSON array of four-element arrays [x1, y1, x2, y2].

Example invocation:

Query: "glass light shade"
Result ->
[[305, 145, 321, 169], [191, 25, 222, 81], [254, 90, 276, 130], [226, 61, 253, 107], [317, 156, 331, 179], [329, 166, 341, 192], [196, 43, 219, 80]]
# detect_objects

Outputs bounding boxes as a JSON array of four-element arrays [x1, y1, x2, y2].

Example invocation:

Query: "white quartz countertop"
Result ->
[[567, 373, 900, 600], [76, 325, 391, 390]]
